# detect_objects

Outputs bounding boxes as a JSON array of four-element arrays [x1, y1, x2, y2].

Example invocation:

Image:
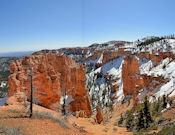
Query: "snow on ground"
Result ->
[[97, 53, 103, 64], [152, 59, 175, 98], [139, 57, 175, 99], [85, 53, 103, 65], [166, 39, 175, 54], [85, 38, 175, 107], [140, 60, 154, 75], [0, 82, 7, 88], [85, 56, 125, 110], [104, 57, 124, 102], [148, 58, 173, 77], [155, 79, 175, 98], [132, 39, 175, 54], [101, 56, 124, 74]]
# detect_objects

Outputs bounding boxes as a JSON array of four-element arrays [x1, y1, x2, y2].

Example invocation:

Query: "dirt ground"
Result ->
[[0, 104, 133, 135]]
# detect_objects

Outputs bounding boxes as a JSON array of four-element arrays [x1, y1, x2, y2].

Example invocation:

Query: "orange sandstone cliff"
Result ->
[[96, 104, 103, 124], [122, 55, 168, 104], [122, 55, 144, 99], [6, 53, 92, 117]]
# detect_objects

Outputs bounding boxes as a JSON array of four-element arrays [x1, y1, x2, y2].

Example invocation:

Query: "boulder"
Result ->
[[96, 104, 103, 124]]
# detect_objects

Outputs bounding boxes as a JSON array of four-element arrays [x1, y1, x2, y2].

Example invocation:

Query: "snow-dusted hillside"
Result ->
[[35, 36, 175, 112], [84, 37, 175, 111]]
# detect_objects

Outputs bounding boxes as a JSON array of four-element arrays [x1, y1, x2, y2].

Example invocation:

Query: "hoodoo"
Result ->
[[6, 53, 92, 117]]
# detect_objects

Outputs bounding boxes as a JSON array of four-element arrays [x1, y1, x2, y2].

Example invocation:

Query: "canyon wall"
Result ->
[[122, 55, 144, 103], [122, 55, 169, 104], [6, 53, 92, 117]]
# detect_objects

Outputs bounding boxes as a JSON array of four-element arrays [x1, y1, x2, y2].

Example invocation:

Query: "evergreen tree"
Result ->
[[118, 113, 124, 125], [137, 109, 144, 131], [143, 96, 153, 128], [126, 110, 135, 131], [162, 95, 167, 109], [128, 97, 131, 106], [153, 97, 161, 116], [156, 98, 161, 113]]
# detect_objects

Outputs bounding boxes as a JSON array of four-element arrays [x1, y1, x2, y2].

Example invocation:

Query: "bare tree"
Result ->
[[29, 64, 33, 118], [62, 90, 67, 115], [62, 68, 68, 116]]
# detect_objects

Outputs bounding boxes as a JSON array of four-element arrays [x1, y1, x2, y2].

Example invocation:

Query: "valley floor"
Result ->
[[69, 117, 132, 135], [0, 104, 133, 135]]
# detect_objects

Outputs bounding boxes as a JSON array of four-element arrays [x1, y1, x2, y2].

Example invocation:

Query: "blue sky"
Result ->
[[0, 0, 175, 53]]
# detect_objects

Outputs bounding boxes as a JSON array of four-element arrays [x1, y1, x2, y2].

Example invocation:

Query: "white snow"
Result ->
[[85, 53, 103, 65], [101, 56, 124, 74], [60, 95, 68, 105], [0, 82, 6, 88], [140, 60, 154, 74], [97, 53, 103, 64], [155, 79, 175, 98], [139, 57, 175, 99], [84, 37, 175, 108], [106, 57, 124, 101], [149, 59, 175, 79]]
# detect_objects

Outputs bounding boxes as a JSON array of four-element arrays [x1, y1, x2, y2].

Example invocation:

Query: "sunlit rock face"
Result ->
[[6, 53, 92, 117], [96, 104, 103, 124], [122, 55, 144, 104], [122, 55, 170, 104]]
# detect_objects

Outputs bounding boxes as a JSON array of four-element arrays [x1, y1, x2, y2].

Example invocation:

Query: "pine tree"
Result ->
[[155, 97, 161, 115], [126, 110, 135, 131], [152, 97, 161, 116], [162, 95, 167, 109], [128, 97, 131, 106], [137, 109, 144, 131], [118, 113, 124, 125], [143, 96, 152, 128]]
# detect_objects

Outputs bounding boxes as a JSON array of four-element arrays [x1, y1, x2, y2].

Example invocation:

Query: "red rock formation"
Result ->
[[83, 51, 102, 62], [122, 55, 169, 104], [96, 104, 103, 124], [102, 51, 123, 64], [141, 75, 168, 92], [138, 51, 174, 67], [122, 55, 144, 104], [6, 53, 92, 117]]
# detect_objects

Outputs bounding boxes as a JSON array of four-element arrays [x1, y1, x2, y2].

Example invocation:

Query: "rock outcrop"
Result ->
[[122, 55, 169, 104], [96, 104, 103, 124], [6, 53, 92, 117], [122, 55, 144, 101]]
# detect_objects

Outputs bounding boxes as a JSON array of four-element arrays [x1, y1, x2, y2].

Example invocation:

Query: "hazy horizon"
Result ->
[[0, 0, 175, 53], [0, 35, 170, 54]]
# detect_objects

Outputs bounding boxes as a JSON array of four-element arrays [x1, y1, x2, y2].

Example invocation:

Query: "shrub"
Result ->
[[0, 126, 24, 135], [118, 113, 123, 125], [137, 37, 164, 47], [148, 125, 175, 135], [33, 111, 69, 129], [125, 108, 135, 131]]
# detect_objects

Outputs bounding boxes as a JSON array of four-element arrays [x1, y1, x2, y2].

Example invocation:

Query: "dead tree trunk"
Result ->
[[62, 90, 66, 115], [29, 66, 33, 118]]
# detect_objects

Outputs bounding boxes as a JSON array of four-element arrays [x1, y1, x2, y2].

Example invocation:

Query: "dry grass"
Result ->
[[0, 105, 84, 135], [33, 111, 70, 129], [6, 107, 70, 129], [0, 126, 24, 135]]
